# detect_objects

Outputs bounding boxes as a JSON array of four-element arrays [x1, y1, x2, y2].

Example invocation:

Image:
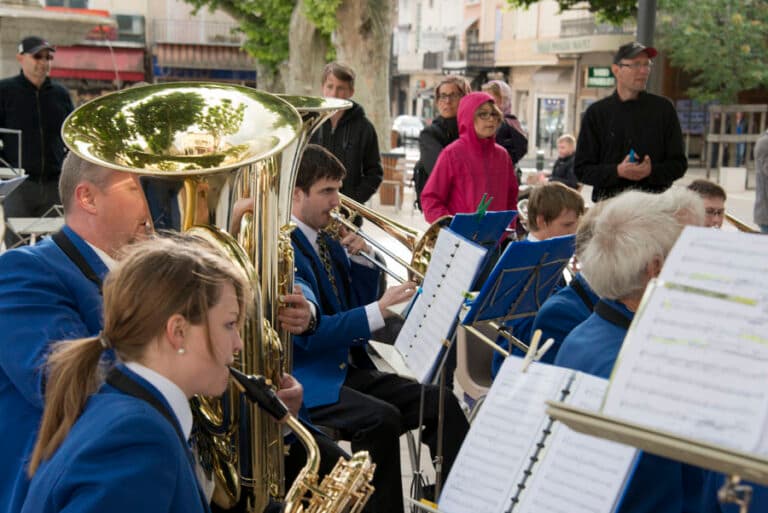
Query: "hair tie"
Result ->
[[98, 331, 112, 349]]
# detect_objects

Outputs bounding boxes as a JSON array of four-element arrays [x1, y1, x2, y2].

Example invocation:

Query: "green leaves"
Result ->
[[181, 0, 342, 72], [658, 0, 768, 103]]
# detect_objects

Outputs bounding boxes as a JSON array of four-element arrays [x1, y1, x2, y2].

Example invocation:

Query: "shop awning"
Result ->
[[50, 45, 145, 82], [154, 43, 256, 71], [152, 44, 257, 82]]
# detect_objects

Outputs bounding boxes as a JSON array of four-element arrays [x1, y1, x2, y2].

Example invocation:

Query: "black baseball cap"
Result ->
[[18, 36, 56, 55], [613, 42, 657, 64]]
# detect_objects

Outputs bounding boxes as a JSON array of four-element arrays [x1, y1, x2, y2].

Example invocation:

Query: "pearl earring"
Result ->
[[177, 347, 186, 355]]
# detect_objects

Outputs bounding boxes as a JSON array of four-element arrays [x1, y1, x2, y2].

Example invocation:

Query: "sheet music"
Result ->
[[517, 374, 637, 513], [439, 357, 572, 513], [659, 226, 768, 302], [603, 283, 768, 455], [394, 229, 486, 383]]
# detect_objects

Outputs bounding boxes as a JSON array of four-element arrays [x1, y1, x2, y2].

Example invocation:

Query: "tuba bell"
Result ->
[[61, 83, 372, 513]]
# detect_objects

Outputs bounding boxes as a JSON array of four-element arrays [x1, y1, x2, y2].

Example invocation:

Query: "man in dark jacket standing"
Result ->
[[1, 36, 74, 247], [311, 62, 383, 204], [575, 42, 687, 202]]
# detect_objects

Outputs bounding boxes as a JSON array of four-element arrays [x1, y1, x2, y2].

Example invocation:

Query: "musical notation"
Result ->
[[603, 285, 768, 455], [659, 226, 768, 302], [517, 374, 637, 513], [394, 229, 486, 383], [440, 358, 571, 513], [441, 358, 637, 513]]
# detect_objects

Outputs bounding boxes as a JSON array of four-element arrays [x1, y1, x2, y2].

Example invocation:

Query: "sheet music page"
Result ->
[[603, 284, 768, 455], [439, 357, 572, 513], [394, 229, 486, 383], [517, 373, 638, 513], [659, 226, 768, 302]]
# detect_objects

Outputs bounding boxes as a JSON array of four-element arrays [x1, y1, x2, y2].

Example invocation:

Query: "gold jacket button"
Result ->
[[339, 362, 347, 370]]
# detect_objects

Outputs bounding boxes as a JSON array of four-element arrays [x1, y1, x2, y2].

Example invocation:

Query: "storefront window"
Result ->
[[535, 96, 566, 156]]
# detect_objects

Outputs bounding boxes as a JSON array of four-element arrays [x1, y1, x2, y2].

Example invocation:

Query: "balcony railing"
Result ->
[[467, 42, 495, 68], [560, 17, 635, 37], [152, 19, 245, 46]]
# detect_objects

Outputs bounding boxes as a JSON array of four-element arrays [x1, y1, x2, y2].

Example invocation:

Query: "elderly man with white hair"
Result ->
[[554, 187, 704, 513]]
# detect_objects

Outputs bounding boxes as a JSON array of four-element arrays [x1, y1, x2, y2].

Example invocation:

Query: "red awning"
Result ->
[[50, 45, 145, 82]]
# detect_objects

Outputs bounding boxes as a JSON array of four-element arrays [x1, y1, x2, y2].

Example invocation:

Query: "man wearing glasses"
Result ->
[[575, 41, 687, 202], [0, 36, 74, 248]]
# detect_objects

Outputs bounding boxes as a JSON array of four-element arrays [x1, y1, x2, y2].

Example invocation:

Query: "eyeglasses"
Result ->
[[32, 54, 54, 61], [617, 61, 653, 70], [437, 93, 461, 102], [475, 110, 501, 121], [705, 208, 725, 217]]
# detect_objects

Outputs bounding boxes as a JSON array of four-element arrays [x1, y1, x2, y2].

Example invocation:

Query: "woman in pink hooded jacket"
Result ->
[[420, 91, 519, 224]]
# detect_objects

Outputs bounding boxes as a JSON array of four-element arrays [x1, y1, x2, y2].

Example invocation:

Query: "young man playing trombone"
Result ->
[[290, 144, 469, 513]]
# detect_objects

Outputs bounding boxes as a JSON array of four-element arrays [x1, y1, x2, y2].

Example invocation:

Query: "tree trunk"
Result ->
[[333, 0, 393, 151], [256, 62, 285, 92], [285, 0, 329, 96]]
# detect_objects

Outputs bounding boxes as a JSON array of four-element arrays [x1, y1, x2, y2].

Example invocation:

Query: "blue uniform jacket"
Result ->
[[0, 226, 107, 513], [555, 299, 703, 513], [21, 365, 209, 513], [290, 229, 380, 408], [527, 273, 598, 364]]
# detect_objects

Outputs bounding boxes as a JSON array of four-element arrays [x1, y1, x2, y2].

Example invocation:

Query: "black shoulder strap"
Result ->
[[594, 300, 632, 330], [570, 278, 595, 312], [51, 231, 103, 292], [106, 368, 186, 444]]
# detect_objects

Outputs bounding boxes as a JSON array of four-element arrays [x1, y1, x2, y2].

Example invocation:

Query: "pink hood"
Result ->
[[457, 91, 498, 156], [420, 91, 519, 223]]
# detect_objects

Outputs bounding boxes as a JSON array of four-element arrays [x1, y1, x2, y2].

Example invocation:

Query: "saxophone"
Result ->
[[229, 368, 375, 513]]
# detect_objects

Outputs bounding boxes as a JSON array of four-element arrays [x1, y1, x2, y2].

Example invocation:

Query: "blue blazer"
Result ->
[[290, 229, 380, 408], [528, 273, 598, 364], [21, 365, 210, 513], [0, 226, 108, 513]]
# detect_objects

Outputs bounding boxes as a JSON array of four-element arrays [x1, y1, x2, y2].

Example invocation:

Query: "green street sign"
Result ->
[[586, 66, 615, 88]]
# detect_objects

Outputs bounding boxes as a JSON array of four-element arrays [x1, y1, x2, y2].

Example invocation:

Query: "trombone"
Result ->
[[327, 194, 450, 284]]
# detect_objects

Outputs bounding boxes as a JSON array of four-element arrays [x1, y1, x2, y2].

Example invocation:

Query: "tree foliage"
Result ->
[[658, 0, 768, 103], [182, 0, 341, 72], [504, 0, 637, 24]]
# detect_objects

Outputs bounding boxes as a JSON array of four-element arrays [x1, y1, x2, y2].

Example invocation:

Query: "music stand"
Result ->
[[547, 402, 768, 513], [460, 234, 575, 355]]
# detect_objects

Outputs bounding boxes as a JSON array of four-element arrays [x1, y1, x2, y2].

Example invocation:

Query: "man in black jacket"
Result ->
[[1, 36, 74, 247], [310, 63, 383, 204], [575, 42, 687, 202]]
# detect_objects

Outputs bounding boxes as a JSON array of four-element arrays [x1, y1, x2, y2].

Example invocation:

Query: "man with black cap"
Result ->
[[0, 36, 74, 248], [574, 41, 687, 202]]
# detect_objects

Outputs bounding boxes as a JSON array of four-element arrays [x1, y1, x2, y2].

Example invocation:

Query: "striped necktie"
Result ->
[[317, 231, 342, 304]]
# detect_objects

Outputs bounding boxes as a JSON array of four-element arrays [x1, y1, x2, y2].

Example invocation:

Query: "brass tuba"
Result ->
[[61, 83, 369, 513]]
